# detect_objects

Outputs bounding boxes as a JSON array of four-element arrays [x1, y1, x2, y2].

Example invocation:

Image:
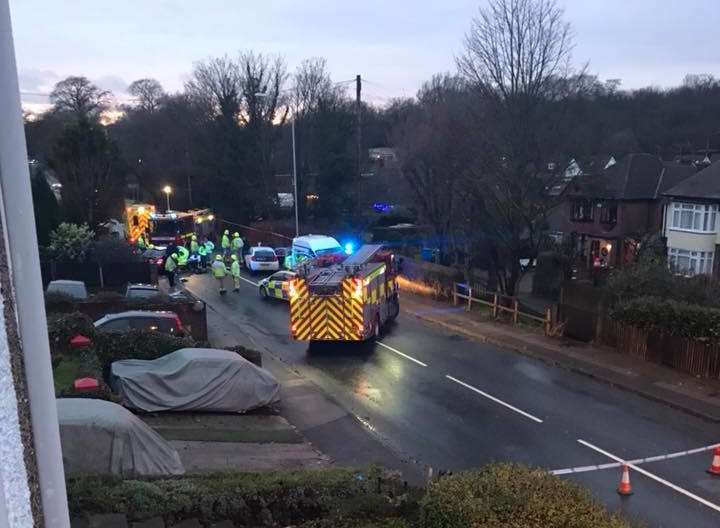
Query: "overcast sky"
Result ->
[[9, 0, 720, 109]]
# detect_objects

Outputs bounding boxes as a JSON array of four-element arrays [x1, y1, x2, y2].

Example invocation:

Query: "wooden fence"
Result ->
[[453, 283, 553, 335], [598, 317, 720, 379]]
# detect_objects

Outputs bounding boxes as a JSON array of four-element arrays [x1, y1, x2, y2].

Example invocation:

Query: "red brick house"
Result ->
[[547, 153, 696, 269]]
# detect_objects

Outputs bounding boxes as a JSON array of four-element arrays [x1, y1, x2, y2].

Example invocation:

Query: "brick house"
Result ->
[[548, 153, 696, 269]]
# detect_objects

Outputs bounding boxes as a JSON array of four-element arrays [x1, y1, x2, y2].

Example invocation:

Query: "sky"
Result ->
[[9, 0, 720, 111]]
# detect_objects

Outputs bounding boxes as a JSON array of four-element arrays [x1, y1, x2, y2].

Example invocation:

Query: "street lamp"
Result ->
[[162, 185, 172, 212], [255, 92, 299, 237]]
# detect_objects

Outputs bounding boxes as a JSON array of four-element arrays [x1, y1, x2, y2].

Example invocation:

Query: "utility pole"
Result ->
[[0, 0, 70, 525], [355, 74, 362, 211]]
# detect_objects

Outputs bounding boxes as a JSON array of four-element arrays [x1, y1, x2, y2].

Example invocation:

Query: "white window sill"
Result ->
[[668, 228, 717, 235]]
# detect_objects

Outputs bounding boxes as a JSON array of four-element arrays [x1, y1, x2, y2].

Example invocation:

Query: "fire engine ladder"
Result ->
[[342, 244, 384, 269]]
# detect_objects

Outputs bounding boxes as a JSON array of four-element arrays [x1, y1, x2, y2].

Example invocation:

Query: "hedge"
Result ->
[[67, 468, 414, 527], [610, 295, 720, 339], [47, 312, 96, 362], [93, 330, 196, 379], [421, 464, 631, 528]]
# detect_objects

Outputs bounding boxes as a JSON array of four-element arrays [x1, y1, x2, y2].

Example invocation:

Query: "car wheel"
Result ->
[[259, 286, 268, 299], [373, 315, 381, 340]]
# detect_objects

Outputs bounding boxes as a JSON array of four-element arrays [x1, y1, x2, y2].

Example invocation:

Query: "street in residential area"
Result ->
[[184, 268, 720, 528]]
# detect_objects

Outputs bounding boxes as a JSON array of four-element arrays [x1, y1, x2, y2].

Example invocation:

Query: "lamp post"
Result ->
[[255, 92, 299, 237], [162, 185, 172, 212]]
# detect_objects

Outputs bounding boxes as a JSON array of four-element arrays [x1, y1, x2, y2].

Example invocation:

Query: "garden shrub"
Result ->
[[48, 222, 94, 262], [421, 463, 631, 528], [45, 291, 78, 313], [225, 344, 263, 367], [93, 330, 195, 378], [47, 312, 96, 360], [610, 296, 720, 339], [66, 468, 409, 526]]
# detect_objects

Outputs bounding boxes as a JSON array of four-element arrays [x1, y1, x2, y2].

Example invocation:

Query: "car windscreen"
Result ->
[[127, 289, 158, 298], [315, 247, 342, 256], [152, 219, 178, 237]]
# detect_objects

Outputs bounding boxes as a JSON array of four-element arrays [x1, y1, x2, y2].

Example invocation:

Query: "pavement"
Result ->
[[400, 292, 720, 423], [181, 268, 720, 528]]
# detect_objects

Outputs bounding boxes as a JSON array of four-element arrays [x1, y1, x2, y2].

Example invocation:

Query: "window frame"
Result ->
[[669, 202, 718, 234], [600, 202, 618, 224], [668, 247, 715, 276], [571, 199, 595, 223]]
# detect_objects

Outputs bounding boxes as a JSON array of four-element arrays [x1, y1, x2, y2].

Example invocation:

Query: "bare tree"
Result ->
[[456, 0, 579, 295], [49, 76, 111, 121], [293, 58, 345, 117], [238, 51, 289, 127], [185, 56, 242, 124], [128, 78, 165, 113]]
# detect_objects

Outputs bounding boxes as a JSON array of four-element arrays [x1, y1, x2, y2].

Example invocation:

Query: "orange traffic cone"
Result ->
[[617, 465, 633, 496], [707, 447, 720, 476]]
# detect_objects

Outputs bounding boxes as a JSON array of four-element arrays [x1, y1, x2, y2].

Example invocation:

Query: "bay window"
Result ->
[[668, 248, 714, 276], [669, 202, 717, 233]]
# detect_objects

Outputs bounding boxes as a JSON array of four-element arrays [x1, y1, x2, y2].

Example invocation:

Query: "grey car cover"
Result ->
[[110, 348, 280, 413], [57, 398, 184, 477]]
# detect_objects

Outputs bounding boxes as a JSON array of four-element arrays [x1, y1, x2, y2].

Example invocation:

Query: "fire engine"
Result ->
[[289, 244, 400, 341], [124, 203, 215, 245]]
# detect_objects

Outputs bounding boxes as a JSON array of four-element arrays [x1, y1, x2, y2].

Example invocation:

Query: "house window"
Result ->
[[669, 202, 717, 233], [600, 202, 618, 224], [668, 248, 714, 276], [572, 199, 594, 222]]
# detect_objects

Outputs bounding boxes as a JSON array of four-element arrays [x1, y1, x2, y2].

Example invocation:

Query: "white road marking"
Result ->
[[578, 439, 720, 514], [376, 342, 428, 367], [239, 275, 260, 287], [445, 375, 543, 423], [551, 442, 720, 475]]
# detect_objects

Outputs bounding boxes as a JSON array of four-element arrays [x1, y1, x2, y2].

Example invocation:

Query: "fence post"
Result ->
[[544, 307, 551, 336], [513, 299, 519, 324], [467, 287, 472, 311], [492, 293, 498, 318], [453, 283, 458, 306]]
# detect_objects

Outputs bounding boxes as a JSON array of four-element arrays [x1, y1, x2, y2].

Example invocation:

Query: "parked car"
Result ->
[[46, 280, 88, 300], [142, 246, 167, 272], [125, 283, 160, 299], [258, 270, 297, 301], [57, 398, 184, 477], [94, 310, 184, 335], [110, 348, 280, 413], [244, 246, 280, 273]]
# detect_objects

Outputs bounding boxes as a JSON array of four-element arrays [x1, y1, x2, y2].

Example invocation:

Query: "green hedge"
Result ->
[[421, 464, 631, 528], [94, 330, 196, 378], [610, 296, 720, 338], [47, 312, 96, 362], [67, 468, 412, 526]]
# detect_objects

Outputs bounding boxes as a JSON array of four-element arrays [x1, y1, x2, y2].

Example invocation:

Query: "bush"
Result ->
[[66, 468, 409, 526], [47, 312, 96, 360], [45, 291, 78, 313], [94, 330, 195, 378], [610, 296, 720, 339], [225, 344, 263, 367], [421, 464, 631, 528], [48, 222, 94, 262]]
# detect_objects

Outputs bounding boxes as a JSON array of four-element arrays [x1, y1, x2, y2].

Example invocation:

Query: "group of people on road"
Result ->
[[135, 227, 246, 294]]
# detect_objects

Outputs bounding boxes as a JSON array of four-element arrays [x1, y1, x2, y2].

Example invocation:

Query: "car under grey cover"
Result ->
[[110, 348, 280, 413]]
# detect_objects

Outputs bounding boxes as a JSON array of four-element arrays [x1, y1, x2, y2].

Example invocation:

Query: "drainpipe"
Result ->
[[0, 1, 70, 526]]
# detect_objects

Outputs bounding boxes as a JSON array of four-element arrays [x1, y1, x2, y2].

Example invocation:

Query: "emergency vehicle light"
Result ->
[[353, 279, 363, 300], [288, 281, 298, 299], [344, 242, 354, 255]]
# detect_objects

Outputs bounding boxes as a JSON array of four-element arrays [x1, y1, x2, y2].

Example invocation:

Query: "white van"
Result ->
[[288, 235, 342, 268]]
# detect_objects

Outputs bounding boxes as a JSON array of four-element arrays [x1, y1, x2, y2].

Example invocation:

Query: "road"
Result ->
[[185, 268, 720, 527]]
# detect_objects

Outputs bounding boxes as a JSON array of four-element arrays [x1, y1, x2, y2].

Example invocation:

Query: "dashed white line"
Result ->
[[376, 341, 428, 367], [445, 375, 544, 423], [578, 439, 720, 514]]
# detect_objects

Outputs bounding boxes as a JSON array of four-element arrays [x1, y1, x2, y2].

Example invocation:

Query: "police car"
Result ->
[[258, 271, 297, 301]]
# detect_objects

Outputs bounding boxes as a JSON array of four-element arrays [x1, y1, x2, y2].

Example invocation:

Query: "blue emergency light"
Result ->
[[344, 242, 355, 255]]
